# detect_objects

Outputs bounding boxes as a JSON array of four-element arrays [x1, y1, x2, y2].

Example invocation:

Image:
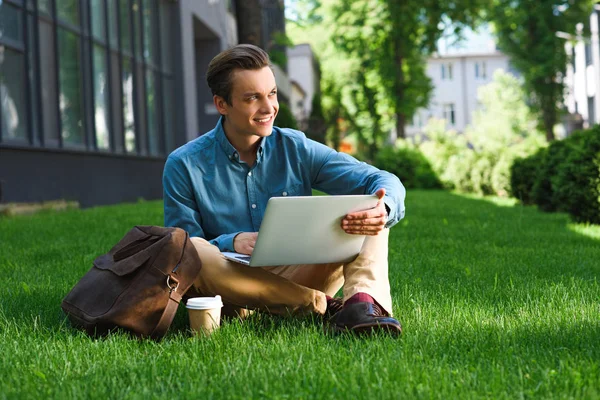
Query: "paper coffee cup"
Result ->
[[186, 296, 223, 335]]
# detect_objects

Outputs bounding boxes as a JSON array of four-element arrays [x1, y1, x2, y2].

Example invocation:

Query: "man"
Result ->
[[163, 44, 406, 335]]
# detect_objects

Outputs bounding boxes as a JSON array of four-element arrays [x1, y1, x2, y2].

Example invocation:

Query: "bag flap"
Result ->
[[93, 252, 151, 276]]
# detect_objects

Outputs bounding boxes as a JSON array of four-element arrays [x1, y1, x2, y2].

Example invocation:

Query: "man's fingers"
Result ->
[[342, 216, 386, 227]]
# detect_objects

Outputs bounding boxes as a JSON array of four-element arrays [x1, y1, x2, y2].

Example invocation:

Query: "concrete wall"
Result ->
[[178, 0, 237, 141], [287, 44, 318, 116], [0, 147, 164, 207]]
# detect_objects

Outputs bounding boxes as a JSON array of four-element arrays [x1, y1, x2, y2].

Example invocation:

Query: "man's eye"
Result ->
[[269, 91, 277, 96], [248, 96, 257, 100]]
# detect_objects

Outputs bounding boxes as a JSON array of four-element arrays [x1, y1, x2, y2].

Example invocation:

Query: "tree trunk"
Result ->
[[541, 96, 556, 142], [396, 113, 406, 139], [394, 36, 406, 139]]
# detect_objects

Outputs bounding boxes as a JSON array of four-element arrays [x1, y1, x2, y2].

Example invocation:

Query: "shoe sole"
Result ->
[[327, 322, 402, 337]]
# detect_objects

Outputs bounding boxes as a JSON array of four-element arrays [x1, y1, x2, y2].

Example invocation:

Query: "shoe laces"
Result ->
[[370, 302, 387, 317], [326, 297, 344, 316]]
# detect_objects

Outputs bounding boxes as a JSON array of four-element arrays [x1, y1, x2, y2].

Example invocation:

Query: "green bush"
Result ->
[[510, 150, 544, 205], [552, 128, 600, 223], [372, 146, 443, 189], [275, 102, 298, 130], [531, 138, 574, 212], [411, 72, 545, 197], [510, 126, 600, 224]]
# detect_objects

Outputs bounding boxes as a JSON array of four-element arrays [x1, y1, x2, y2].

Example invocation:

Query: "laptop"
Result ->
[[222, 194, 379, 267]]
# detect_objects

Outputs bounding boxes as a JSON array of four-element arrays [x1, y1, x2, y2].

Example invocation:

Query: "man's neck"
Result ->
[[222, 120, 260, 165]]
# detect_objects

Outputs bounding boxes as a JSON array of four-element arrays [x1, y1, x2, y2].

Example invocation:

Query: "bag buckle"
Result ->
[[166, 275, 180, 293]]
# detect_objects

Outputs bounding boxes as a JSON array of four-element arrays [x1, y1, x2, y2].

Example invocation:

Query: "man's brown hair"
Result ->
[[206, 44, 271, 105]]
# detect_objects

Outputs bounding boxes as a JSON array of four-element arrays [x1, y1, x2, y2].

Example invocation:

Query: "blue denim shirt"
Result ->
[[163, 118, 406, 252]]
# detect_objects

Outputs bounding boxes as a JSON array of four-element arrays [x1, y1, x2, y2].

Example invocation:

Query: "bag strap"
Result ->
[[150, 289, 182, 340], [149, 232, 192, 340]]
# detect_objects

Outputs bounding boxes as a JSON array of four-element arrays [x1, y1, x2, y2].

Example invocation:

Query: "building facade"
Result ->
[[0, 0, 286, 207], [287, 43, 319, 129], [406, 51, 514, 136], [564, 5, 600, 131]]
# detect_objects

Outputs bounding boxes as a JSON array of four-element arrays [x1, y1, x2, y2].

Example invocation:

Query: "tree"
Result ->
[[331, 0, 487, 141], [490, 0, 594, 141]]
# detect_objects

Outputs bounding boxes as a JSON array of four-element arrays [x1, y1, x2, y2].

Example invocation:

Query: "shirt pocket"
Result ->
[[268, 182, 304, 198]]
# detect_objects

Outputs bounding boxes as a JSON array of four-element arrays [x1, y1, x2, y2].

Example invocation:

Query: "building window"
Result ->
[[441, 63, 454, 80], [589, 97, 596, 125], [0, 0, 176, 157], [585, 43, 593, 66], [443, 103, 455, 125], [475, 61, 487, 79]]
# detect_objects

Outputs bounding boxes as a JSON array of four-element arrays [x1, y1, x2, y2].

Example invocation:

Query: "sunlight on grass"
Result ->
[[568, 223, 600, 240], [456, 192, 519, 207]]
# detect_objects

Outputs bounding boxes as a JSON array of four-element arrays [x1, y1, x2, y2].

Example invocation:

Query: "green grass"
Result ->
[[1, 191, 599, 399]]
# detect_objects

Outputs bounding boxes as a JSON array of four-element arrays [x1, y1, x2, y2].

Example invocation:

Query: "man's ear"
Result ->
[[214, 95, 229, 116]]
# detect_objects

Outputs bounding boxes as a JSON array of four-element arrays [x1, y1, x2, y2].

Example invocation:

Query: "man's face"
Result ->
[[216, 66, 279, 141]]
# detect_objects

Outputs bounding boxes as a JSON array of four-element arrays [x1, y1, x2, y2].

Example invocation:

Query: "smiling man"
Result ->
[[163, 44, 406, 336]]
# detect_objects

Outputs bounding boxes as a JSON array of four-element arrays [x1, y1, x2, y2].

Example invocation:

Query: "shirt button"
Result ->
[[248, 172, 252, 177], [251, 204, 257, 209], [282, 192, 288, 196]]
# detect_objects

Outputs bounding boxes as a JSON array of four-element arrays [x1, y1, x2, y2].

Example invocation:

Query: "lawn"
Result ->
[[1, 190, 599, 399]]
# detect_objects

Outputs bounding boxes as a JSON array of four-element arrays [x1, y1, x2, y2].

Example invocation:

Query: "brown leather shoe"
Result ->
[[330, 302, 402, 336], [324, 297, 344, 319]]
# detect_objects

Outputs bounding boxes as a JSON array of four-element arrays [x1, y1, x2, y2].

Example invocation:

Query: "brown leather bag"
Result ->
[[61, 226, 201, 340]]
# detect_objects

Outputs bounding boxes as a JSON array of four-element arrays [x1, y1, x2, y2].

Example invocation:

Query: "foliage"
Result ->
[[330, 0, 487, 142], [275, 102, 298, 130], [514, 126, 600, 224], [287, 0, 486, 158], [372, 146, 443, 190], [489, 0, 595, 141], [509, 150, 545, 205], [413, 71, 545, 196], [306, 92, 327, 144]]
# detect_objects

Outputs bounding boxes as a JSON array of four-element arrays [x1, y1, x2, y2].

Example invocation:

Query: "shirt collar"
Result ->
[[214, 116, 267, 164]]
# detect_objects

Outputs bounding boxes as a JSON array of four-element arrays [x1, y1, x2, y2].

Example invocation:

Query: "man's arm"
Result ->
[[162, 156, 241, 252], [305, 140, 406, 228]]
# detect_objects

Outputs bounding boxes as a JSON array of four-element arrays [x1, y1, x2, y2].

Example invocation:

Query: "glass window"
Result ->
[[136, 63, 147, 153], [143, 0, 157, 64], [482, 61, 487, 79], [0, 46, 27, 141], [57, 0, 80, 26], [475, 62, 479, 78], [58, 28, 84, 145], [39, 20, 59, 143], [28, 14, 38, 144], [145, 69, 159, 155], [107, 0, 119, 49], [39, 0, 51, 15], [122, 57, 135, 152], [133, 0, 143, 59], [447, 63, 453, 80], [443, 103, 455, 125], [159, 0, 173, 73], [162, 76, 174, 152], [0, 3, 24, 44], [441, 64, 445, 80], [120, 0, 132, 54], [91, 0, 106, 41], [110, 51, 123, 151], [93, 45, 109, 149]]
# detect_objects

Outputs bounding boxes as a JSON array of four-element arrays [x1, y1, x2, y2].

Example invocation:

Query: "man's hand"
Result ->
[[234, 232, 258, 255], [341, 188, 387, 236]]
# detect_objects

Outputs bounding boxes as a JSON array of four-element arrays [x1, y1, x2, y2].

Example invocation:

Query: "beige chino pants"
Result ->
[[187, 229, 393, 317]]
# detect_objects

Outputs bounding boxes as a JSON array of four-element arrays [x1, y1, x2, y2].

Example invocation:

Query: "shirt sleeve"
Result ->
[[162, 156, 240, 252], [305, 138, 406, 228]]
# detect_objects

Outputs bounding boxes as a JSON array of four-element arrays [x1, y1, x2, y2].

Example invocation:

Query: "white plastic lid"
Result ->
[[186, 296, 223, 310]]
